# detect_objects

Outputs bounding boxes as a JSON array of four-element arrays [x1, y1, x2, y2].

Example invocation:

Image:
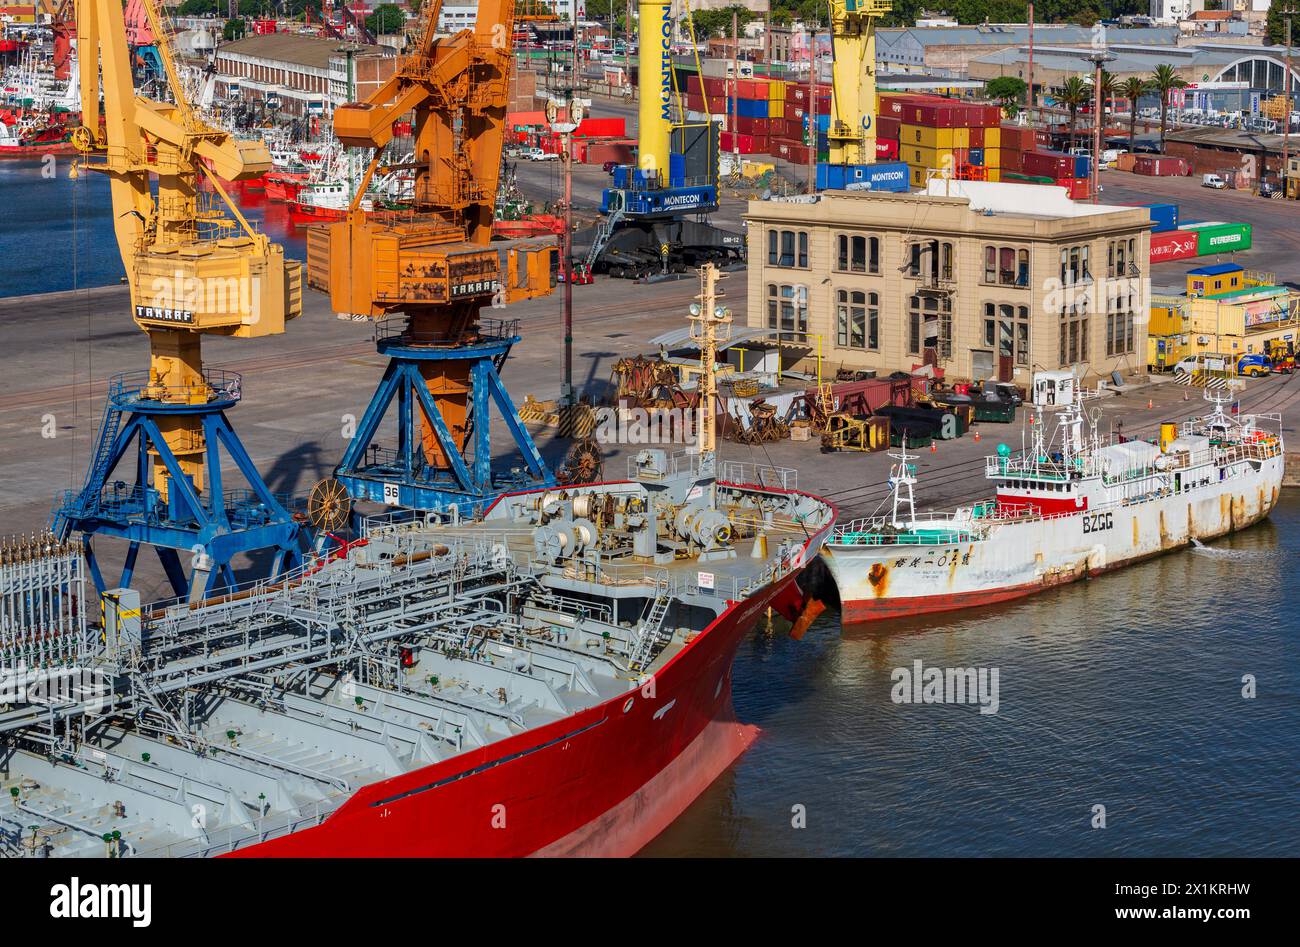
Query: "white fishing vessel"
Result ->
[[822, 372, 1285, 621]]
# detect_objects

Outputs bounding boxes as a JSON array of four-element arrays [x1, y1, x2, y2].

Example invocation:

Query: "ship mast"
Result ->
[[689, 263, 731, 480], [888, 439, 918, 529]]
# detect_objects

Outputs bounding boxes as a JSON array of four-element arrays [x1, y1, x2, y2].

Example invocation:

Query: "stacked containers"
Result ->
[[882, 93, 1004, 187]]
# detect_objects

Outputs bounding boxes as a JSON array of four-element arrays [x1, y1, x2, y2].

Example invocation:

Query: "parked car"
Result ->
[[1202, 173, 1227, 189], [602, 161, 619, 174]]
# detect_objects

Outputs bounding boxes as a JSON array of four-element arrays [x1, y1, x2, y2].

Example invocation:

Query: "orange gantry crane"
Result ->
[[306, 0, 557, 519], [54, 0, 303, 597]]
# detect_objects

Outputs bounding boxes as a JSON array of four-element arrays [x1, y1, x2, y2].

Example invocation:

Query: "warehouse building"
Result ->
[[744, 183, 1152, 384], [213, 34, 395, 118]]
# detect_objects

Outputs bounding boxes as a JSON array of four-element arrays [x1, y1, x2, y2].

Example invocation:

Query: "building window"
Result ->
[[983, 245, 1030, 286], [767, 283, 808, 336], [1106, 299, 1137, 357], [768, 229, 807, 268], [836, 290, 879, 350], [1107, 237, 1138, 278], [984, 303, 1031, 367], [835, 234, 879, 274], [909, 294, 952, 358], [1060, 295, 1090, 366], [1060, 244, 1091, 286]]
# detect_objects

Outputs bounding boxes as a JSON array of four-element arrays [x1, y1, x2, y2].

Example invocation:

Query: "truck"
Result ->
[[1202, 173, 1227, 189]]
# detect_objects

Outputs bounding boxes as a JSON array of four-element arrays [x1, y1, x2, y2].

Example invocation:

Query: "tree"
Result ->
[[1150, 63, 1188, 152], [1264, 3, 1294, 46], [1096, 69, 1118, 143], [223, 17, 245, 41], [686, 5, 758, 40], [986, 76, 1027, 118], [1120, 75, 1148, 151], [1055, 75, 1091, 154], [178, 0, 220, 14], [366, 3, 406, 36]]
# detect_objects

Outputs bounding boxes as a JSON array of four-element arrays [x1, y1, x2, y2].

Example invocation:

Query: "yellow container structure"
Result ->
[[768, 98, 784, 118], [1148, 302, 1184, 337], [901, 124, 970, 150], [1158, 422, 1178, 451], [983, 126, 1001, 149]]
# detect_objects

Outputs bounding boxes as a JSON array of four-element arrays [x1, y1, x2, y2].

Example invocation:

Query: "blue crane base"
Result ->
[[52, 371, 301, 600], [335, 328, 553, 517]]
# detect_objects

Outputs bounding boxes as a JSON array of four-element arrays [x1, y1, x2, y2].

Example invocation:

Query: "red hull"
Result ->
[[222, 566, 816, 857], [0, 141, 76, 157], [265, 173, 307, 202], [841, 579, 1047, 622], [287, 201, 345, 225]]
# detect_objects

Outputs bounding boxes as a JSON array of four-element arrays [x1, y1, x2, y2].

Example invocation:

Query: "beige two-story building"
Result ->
[[744, 184, 1152, 384]]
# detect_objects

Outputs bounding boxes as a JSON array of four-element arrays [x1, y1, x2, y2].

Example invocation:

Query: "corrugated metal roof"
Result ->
[[1188, 263, 1243, 276], [882, 25, 1178, 49], [218, 34, 390, 69], [649, 325, 771, 351]]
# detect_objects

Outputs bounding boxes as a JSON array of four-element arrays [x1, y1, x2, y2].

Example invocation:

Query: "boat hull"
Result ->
[[827, 457, 1283, 623], [223, 545, 822, 857]]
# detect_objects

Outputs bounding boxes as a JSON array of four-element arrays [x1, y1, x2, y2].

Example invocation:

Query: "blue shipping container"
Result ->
[[1074, 154, 1091, 178], [1141, 202, 1179, 233], [969, 147, 984, 167], [816, 162, 910, 193], [728, 98, 768, 119]]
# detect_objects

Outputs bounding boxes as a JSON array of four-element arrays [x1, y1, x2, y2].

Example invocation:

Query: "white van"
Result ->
[[1201, 173, 1227, 189], [1100, 148, 1126, 168], [1173, 354, 1228, 375]]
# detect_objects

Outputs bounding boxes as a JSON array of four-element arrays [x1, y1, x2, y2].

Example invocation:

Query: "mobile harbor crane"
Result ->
[[575, 0, 743, 278], [826, 1, 889, 168], [305, 0, 558, 524], [52, 0, 303, 598]]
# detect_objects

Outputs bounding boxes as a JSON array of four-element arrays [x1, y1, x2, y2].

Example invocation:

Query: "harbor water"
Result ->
[[0, 159, 306, 298], [645, 493, 1300, 857]]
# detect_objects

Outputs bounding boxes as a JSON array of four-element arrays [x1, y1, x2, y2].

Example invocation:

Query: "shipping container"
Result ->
[[816, 161, 910, 192], [1022, 150, 1076, 179], [735, 116, 769, 137], [1133, 155, 1189, 176], [969, 147, 984, 167], [877, 115, 901, 141], [900, 123, 970, 150], [585, 139, 636, 166], [1150, 230, 1200, 264], [719, 131, 759, 154], [1192, 223, 1252, 255], [1073, 153, 1091, 178], [1141, 202, 1179, 233], [574, 117, 626, 139], [876, 137, 899, 160]]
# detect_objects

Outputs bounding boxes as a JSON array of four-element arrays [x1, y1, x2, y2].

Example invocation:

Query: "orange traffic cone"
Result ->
[[973, 431, 981, 442], [1147, 398, 1153, 409], [930, 442, 937, 453]]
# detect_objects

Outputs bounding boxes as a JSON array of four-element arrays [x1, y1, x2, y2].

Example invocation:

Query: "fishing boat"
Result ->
[[821, 372, 1284, 621]]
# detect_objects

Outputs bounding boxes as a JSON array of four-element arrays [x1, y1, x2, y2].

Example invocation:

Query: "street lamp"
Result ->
[[547, 95, 584, 409], [1086, 48, 1115, 205]]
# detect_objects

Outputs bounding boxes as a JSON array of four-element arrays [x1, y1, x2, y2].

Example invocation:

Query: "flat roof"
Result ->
[[218, 34, 390, 69], [1188, 263, 1244, 276]]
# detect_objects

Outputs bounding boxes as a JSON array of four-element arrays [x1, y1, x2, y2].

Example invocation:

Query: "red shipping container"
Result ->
[[735, 116, 769, 137], [687, 75, 702, 95], [703, 76, 726, 96], [1066, 178, 1091, 200], [720, 131, 759, 154], [585, 140, 636, 165], [1135, 155, 1189, 176], [574, 117, 626, 138], [736, 78, 768, 99], [876, 137, 898, 160], [1000, 148, 1023, 173], [969, 126, 984, 148], [877, 114, 900, 140], [1150, 230, 1200, 264], [1023, 150, 1075, 179]]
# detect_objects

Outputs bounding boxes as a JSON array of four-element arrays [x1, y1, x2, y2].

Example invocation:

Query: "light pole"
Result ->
[[1087, 49, 1114, 205], [548, 95, 583, 409]]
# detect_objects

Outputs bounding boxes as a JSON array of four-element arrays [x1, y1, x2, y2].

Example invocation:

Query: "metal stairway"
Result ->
[[583, 201, 625, 271], [629, 585, 673, 671], [54, 400, 123, 538]]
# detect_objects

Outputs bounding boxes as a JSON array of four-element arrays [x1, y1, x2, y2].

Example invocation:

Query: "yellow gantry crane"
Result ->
[[56, 0, 304, 597], [826, 0, 890, 166]]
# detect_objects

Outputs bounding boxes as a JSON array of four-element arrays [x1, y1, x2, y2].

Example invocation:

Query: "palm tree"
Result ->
[[1056, 76, 1092, 154], [1150, 63, 1189, 152], [1120, 76, 1149, 151]]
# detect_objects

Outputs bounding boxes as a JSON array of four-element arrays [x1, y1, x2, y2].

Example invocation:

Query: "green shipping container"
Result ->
[[1194, 223, 1252, 255]]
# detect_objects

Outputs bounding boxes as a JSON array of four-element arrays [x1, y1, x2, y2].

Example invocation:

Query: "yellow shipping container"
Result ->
[[1148, 305, 1184, 337], [769, 98, 783, 118], [901, 124, 970, 150], [769, 80, 786, 101], [907, 143, 956, 170], [983, 125, 1001, 149], [985, 168, 1001, 182]]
